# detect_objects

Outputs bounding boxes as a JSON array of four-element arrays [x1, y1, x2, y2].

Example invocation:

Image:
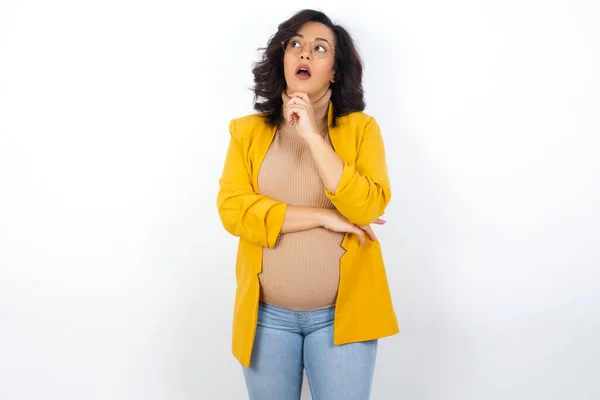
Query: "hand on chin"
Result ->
[[284, 92, 320, 141]]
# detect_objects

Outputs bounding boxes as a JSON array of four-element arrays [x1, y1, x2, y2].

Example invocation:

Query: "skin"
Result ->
[[282, 21, 336, 103], [278, 22, 385, 245]]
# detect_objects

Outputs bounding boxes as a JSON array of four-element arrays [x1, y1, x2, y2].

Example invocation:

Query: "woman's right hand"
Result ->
[[320, 209, 385, 246]]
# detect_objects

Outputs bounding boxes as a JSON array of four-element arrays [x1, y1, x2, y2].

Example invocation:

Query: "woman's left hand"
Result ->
[[357, 217, 386, 243], [285, 92, 320, 140]]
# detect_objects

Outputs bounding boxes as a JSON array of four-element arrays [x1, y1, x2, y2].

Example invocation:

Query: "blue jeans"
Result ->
[[242, 302, 378, 400]]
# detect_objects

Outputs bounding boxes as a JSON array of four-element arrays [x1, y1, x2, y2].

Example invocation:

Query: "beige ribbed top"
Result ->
[[257, 89, 346, 311]]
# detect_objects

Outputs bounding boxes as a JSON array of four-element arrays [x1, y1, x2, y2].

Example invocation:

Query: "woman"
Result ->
[[217, 9, 399, 400]]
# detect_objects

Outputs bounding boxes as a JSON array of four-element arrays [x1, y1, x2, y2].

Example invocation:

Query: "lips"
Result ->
[[295, 64, 311, 79]]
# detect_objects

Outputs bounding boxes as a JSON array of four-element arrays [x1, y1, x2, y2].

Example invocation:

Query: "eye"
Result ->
[[291, 40, 301, 48], [311, 42, 330, 53]]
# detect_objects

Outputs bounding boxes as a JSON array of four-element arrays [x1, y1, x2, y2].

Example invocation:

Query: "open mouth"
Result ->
[[295, 64, 311, 79]]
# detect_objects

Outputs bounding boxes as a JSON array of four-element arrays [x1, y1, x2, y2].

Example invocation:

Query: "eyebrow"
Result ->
[[291, 33, 333, 46]]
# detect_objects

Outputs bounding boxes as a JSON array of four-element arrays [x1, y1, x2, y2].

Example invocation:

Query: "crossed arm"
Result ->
[[216, 117, 391, 247]]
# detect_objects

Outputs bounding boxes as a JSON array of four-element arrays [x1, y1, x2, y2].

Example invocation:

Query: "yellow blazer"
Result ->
[[216, 103, 399, 368]]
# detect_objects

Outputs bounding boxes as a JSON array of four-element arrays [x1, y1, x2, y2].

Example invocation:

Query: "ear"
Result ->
[[330, 72, 336, 83]]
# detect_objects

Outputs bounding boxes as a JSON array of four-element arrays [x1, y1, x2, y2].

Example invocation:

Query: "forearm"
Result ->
[[305, 134, 344, 194], [280, 206, 328, 234], [305, 118, 392, 226]]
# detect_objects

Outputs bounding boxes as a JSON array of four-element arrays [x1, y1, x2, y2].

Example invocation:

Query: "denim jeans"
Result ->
[[242, 302, 378, 400]]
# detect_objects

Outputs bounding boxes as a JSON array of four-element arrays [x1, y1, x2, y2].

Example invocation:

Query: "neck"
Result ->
[[281, 88, 332, 133]]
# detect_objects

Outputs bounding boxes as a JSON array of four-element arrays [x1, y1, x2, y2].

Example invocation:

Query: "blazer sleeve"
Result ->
[[216, 119, 288, 248], [324, 117, 392, 226]]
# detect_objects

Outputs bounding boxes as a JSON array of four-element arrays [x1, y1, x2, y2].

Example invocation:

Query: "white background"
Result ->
[[1, 0, 599, 399]]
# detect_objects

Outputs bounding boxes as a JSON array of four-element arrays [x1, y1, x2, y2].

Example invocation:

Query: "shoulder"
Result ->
[[335, 111, 380, 136], [228, 113, 272, 142], [339, 110, 373, 125]]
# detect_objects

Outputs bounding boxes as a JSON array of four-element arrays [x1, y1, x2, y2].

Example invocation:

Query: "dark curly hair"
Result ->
[[252, 9, 365, 128]]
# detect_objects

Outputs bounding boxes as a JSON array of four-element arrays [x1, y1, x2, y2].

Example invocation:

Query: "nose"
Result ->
[[299, 47, 311, 60]]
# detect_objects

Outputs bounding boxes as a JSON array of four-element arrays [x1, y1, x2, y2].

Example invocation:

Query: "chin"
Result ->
[[287, 83, 311, 94], [284, 77, 311, 92]]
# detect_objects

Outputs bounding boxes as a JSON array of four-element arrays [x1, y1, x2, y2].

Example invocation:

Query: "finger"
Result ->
[[285, 103, 309, 111], [360, 225, 378, 242], [369, 227, 378, 241], [357, 229, 366, 246], [287, 102, 310, 110], [349, 225, 365, 245], [287, 97, 306, 106], [283, 107, 295, 124], [373, 218, 386, 225], [289, 98, 311, 110], [288, 93, 311, 104], [286, 105, 309, 124], [284, 105, 305, 121], [287, 109, 309, 119]]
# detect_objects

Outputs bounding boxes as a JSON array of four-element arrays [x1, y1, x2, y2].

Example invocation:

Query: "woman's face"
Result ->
[[283, 22, 336, 100]]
